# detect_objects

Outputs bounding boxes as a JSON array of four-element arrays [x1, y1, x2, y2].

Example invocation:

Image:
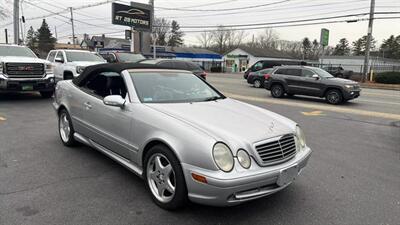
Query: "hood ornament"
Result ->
[[268, 121, 275, 132]]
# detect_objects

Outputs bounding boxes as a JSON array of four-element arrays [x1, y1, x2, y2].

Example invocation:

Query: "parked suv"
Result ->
[[47, 49, 105, 81], [99, 51, 145, 63], [0, 44, 55, 98], [322, 66, 353, 79], [264, 66, 361, 104]]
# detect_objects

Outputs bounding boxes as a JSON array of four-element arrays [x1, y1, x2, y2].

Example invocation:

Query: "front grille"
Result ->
[[5, 63, 44, 78], [255, 134, 297, 165]]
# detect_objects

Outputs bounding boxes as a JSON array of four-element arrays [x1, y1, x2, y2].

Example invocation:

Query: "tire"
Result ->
[[144, 144, 187, 210], [253, 79, 262, 88], [40, 91, 53, 98], [325, 89, 343, 105], [270, 84, 285, 98], [58, 109, 78, 146]]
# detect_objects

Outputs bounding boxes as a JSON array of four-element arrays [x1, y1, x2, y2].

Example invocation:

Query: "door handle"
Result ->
[[84, 102, 92, 109]]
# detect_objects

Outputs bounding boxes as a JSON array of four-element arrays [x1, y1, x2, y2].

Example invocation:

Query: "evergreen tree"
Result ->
[[380, 35, 400, 59], [168, 20, 184, 47], [25, 26, 37, 50], [36, 19, 56, 53], [301, 37, 311, 59], [333, 38, 351, 55], [352, 35, 376, 55]]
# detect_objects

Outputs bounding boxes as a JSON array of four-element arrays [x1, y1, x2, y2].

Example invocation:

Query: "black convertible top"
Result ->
[[73, 62, 186, 86]]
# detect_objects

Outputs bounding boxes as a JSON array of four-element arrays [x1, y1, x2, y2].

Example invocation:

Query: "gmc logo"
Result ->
[[17, 65, 34, 71]]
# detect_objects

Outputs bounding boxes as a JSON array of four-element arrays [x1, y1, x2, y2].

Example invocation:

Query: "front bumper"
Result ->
[[343, 89, 361, 100], [182, 147, 312, 206], [0, 73, 55, 92]]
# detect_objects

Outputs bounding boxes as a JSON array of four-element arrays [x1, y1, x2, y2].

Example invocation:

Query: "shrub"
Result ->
[[374, 72, 400, 84]]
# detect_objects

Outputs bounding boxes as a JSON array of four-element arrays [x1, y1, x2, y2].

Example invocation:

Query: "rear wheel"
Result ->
[[144, 144, 187, 210], [58, 109, 78, 146], [40, 91, 53, 98], [270, 84, 285, 98], [253, 79, 262, 88], [325, 89, 343, 105]]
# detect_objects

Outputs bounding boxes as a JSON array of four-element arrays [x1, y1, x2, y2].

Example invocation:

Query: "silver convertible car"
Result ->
[[53, 63, 312, 209]]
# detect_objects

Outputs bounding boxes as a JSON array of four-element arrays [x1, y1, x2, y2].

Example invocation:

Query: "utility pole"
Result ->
[[13, 0, 20, 44], [131, 27, 135, 53], [55, 26, 58, 40], [149, 0, 156, 58], [70, 7, 76, 47], [5, 29, 8, 44], [362, 0, 375, 82]]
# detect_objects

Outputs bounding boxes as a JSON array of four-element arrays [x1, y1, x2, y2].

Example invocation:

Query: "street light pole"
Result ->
[[13, 0, 20, 44], [362, 0, 375, 82], [70, 7, 76, 47], [149, 0, 156, 58]]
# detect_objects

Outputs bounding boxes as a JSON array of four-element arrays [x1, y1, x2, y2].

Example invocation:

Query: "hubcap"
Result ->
[[272, 86, 282, 96], [328, 92, 339, 103], [147, 154, 176, 203], [59, 113, 70, 142], [254, 80, 261, 88]]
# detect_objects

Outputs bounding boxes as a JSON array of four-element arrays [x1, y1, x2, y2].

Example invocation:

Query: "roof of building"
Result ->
[[229, 46, 293, 59]]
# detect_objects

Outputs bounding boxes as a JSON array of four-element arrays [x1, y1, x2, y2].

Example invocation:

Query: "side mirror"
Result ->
[[55, 57, 64, 63], [103, 95, 126, 108], [312, 74, 320, 80]]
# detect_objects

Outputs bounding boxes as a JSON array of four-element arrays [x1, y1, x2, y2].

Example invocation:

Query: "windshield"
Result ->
[[314, 67, 334, 78], [130, 72, 224, 103], [0, 46, 37, 58], [116, 53, 145, 62], [65, 51, 104, 62]]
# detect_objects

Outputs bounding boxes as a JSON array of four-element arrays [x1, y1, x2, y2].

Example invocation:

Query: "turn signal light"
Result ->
[[191, 173, 208, 184], [264, 74, 271, 79]]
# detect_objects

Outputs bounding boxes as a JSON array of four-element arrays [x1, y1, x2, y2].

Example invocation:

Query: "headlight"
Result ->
[[296, 126, 306, 149], [213, 143, 234, 172], [76, 66, 85, 74], [345, 84, 354, 89], [45, 64, 53, 74], [237, 149, 251, 169]]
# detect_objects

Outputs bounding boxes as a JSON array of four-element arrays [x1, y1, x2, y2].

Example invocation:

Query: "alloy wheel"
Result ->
[[254, 80, 261, 88], [59, 113, 71, 143], [147, 153, 176, 203], [327, 92, 340, 104]]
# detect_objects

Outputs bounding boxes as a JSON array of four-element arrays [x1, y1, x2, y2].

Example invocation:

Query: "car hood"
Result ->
[[0, 56, 50, 64], [146, 98, 295, 144], [69, 61, 104, 67], [326, 77, 358, 84]]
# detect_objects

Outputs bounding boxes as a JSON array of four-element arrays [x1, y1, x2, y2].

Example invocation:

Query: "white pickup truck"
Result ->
[[0, 44, 55, 98], [46, 49, 105, 81]]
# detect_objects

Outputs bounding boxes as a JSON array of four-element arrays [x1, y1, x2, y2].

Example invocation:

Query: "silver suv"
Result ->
[[264, 66, 361, 104]]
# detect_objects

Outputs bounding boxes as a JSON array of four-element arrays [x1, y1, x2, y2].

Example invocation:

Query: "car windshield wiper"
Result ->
[[203, 96, 223, 101]]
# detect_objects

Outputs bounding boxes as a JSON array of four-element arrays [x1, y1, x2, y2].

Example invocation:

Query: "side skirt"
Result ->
[[73, 132, 143, 178]]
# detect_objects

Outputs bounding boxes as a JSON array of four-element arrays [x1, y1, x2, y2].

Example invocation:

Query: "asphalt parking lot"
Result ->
[[1, 73, 399, 225]]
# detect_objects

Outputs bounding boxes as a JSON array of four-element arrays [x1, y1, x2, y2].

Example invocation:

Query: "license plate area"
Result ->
[[22, 85, 34, 91], [276, 164, 299, 186]]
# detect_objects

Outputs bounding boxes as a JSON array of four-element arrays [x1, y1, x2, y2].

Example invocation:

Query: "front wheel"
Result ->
[[144, 145, 187, 210], [58, 109, 78, 146], [270, 84, 285, 98], [40, 91, 54, 98], [325, 89, 343, 105]]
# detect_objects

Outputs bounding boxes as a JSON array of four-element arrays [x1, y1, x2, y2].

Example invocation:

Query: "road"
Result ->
[[0, 73, 399, 225]]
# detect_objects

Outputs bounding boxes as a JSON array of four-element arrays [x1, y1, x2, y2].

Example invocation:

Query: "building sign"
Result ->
[[111, 2, 151, 31], [320, 28, 329, 47]]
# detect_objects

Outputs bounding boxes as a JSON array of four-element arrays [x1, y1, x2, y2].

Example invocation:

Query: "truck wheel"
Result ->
[[58, 109, 78, 146], [253, 79, 262, 88], [325, 89, 343, 105], [40, 91, 53, 98], [271, 84, 285, 98], [144, 144, 187, 210]]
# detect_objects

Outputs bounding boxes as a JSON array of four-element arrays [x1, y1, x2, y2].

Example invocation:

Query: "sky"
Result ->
[[0, 0, 399, 48]]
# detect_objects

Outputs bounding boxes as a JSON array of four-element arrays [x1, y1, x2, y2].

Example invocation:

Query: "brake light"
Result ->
[[264, 74, 271, 79]]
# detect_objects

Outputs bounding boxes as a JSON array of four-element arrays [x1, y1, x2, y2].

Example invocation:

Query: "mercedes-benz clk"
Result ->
[[53, 63, 312, 210]]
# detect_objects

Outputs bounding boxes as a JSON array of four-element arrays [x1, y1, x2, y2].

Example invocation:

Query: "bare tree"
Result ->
[[210, 26, 246, 54], [0, 0, 11, 18], [211, 26, 229, 54], [256, 28, 279, 49], [152, 17, 171, 46], [226, 29, 246, 49], [196, 31, 213, 48]]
